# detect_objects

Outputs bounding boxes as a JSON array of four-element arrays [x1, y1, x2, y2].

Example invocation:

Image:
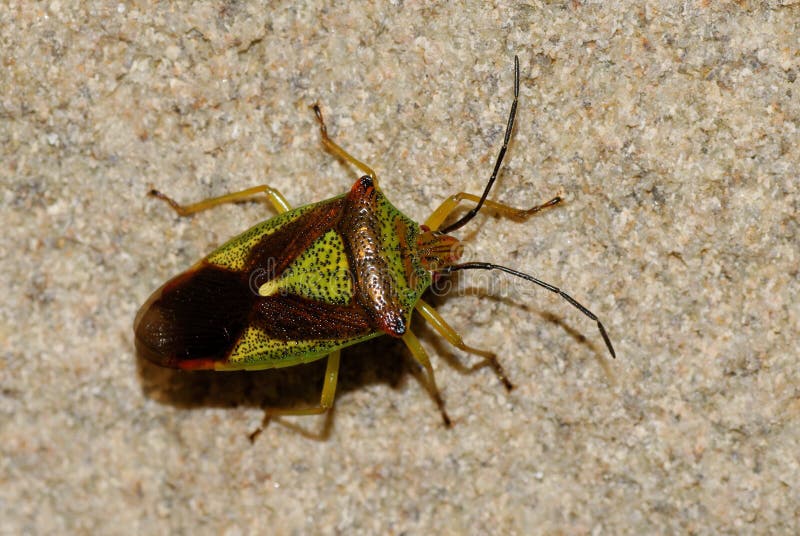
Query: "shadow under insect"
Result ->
[[136, 334, 408, 416]]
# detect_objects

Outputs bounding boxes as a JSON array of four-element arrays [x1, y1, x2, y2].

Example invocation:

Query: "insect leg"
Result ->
[[318, 349, 342, 410], [401, 330, 452, 427], [414, 299, 513, 390], [425, 192, 562, 232], [312, 103, 378, 182], [249, 350, 341, 442], [149, 185, 292, 216]]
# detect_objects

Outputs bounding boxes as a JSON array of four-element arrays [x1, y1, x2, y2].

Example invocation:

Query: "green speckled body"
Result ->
[[134, 177, 433, 372]]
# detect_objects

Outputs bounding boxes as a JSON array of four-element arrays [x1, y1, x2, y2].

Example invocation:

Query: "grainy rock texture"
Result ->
[[2, 2, 798, 534]]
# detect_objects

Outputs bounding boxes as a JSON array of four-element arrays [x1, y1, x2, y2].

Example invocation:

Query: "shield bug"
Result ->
[[134, 57, 615, 436]]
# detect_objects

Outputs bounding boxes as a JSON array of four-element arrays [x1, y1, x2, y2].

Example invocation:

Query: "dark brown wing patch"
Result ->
[[134, 264, 254, 368], [253, 295, 372, 340], [245, 197, 346, 279]]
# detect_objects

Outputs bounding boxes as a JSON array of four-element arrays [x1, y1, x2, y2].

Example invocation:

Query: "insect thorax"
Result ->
[[338, 176, 431, 336]]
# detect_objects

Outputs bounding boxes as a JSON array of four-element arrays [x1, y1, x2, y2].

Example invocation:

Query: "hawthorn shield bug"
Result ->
[[134, 57, 615, 436]]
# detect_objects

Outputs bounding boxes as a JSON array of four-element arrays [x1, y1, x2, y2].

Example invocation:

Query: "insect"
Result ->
[[134, 57, 616, 436]]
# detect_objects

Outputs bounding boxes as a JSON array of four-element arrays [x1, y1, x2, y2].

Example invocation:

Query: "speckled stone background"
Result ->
[[2, 1, 798, 534]]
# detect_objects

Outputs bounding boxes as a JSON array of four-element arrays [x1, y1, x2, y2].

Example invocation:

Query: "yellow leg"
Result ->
[[425, 192, 562, 232], [149, 185, 292, 216], [401, 330, 451, 426], [248, 350, 341, 441], [415, 299, 513, 390], [312, 104, 377, 182]]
